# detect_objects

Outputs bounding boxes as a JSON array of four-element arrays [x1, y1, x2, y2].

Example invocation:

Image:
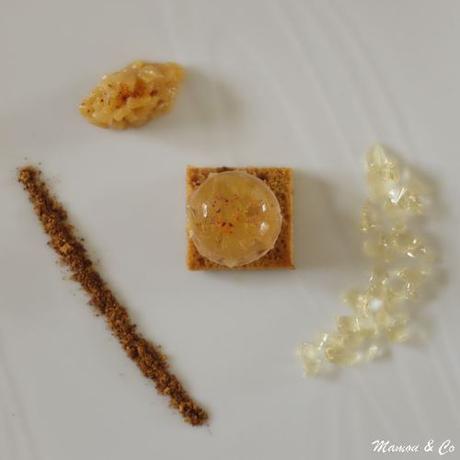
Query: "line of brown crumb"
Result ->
[[18, 166, 208, 426]]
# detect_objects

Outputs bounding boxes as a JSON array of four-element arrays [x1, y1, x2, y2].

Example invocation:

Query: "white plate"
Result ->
[[1, 1, 459, 459]]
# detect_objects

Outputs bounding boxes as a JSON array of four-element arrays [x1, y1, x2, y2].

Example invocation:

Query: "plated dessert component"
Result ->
[[80, 60, 184, 129], [18, 167, 208, 426], [186, 167, 294, 270], [297, 145, 436, 376], [187, 171, 283, 268]]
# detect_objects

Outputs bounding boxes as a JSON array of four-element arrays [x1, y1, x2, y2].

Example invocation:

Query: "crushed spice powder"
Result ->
[[18, 166, 208, 426]]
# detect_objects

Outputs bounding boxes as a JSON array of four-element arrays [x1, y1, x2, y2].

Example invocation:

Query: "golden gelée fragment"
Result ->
[[323, 333, 359, 366], [367, 144, 400, 199], [343, 289, 370, 315], [297, 343, 323, 376], [298, 145, 438, 376], [336, 315, 360, 336], [360, 200, 380, 233], [80, 60, 184, 129], [187, 171, 282, 268]]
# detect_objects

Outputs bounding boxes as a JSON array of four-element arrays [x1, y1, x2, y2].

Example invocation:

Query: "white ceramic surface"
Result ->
[[1, 1, 459, 459]]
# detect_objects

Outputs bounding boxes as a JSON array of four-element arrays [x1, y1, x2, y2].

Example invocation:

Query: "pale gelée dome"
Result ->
[[187, 171, 282, 268]]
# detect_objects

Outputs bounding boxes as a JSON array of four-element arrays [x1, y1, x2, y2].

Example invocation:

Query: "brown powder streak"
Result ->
[[18, 166, 208, 426]]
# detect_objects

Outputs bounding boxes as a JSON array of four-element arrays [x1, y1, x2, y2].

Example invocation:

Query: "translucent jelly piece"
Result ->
[[343, 289, 369, 314], [336, 316, 367, 347], [367, 269, 397, 311], [367, 144, 401, 198], [387, 322, 411, 343], [324, 343, 345, 364], [299, 146, 437, 377], [364, 228, 427, 263], [187, 171, 282, 267], [297, 343, 323, 376], [363, 232, 394, 262], [395, 268, 426, 299], [379, 311, 411, 342], [354, 315, 379, 338], [314, 332, 333, 351], [323, 334, 358, 365], [396, 232, 428, 260], [363, 342, 388, 362], [386, 185, 424, 215], [336, 315, 359, 335], [360, 201, 380, 233], [369, 267, 388, 290], [374, 308, 409, 340]]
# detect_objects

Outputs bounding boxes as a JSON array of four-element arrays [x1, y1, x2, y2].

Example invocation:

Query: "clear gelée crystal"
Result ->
[[299, 145, 436, 376], [297, 343, 323, 376], [367, 144, 400, 198], [386, 185, 424, 214], [354, 315, 379, 338], [337, 315, 360, 335], [324, 333, 359, 366], [343, 289, 369, 314], [360, 201, 380, 232], [363, 342, 388, 362], [187, 171, 282, 268]]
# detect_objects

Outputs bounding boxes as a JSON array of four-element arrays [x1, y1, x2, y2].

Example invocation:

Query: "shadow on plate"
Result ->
[[140, 67, 244, 154], [294, 169, 364, 272]]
